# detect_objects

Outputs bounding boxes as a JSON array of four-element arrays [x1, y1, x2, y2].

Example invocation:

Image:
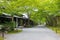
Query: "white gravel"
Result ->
[[5, 27, 60, 40]]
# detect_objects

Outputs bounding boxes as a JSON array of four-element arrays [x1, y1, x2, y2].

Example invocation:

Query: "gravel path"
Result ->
[[5, 27, 60, 40]]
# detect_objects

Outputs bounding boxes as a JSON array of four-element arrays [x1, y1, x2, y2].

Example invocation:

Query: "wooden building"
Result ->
[[0, 13, 35, 28]]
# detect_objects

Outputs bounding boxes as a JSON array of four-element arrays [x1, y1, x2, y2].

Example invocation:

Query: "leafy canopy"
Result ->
[[0, 0, 60, 23]]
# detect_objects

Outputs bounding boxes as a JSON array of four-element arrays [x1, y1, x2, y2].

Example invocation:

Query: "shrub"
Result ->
[[4, 21, 16, 31], [0, 21, 16, 32]]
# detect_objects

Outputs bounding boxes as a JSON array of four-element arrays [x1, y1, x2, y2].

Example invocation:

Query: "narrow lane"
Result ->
[[5, 26, 60, 40]]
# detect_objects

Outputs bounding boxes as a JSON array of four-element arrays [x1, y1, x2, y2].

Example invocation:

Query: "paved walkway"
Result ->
[[5, 26, 60, 40]]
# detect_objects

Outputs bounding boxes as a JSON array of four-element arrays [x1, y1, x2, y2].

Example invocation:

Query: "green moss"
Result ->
[[0, 37, 4, 40], [48, 26, 60, 34], [8, 30, 22, 34]]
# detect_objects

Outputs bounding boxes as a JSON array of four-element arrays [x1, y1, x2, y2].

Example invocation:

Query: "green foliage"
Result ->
[[4, 21, 16, 31], [0, 0, 60, 23], [8, 30, 22, 34], [0, 21, 16, 31], [48, 26, 60, 34]]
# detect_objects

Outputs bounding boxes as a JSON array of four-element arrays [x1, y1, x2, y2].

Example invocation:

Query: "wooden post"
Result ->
[[16, 18, 18, 28]]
